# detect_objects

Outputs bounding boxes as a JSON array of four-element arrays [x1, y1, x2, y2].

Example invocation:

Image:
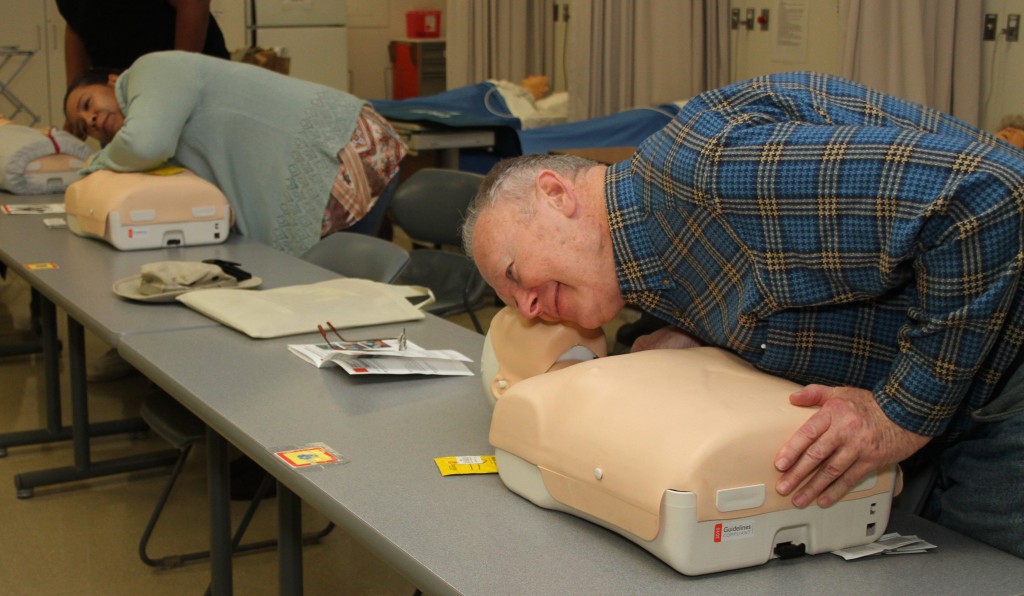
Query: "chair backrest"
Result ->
[[389, 168, 485, 247], [300, 232, 410, 283], [343, 175, 399, 237]]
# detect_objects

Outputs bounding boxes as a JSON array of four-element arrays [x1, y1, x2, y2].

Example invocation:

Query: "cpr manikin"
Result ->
[[482, 306, 900, 575], [480, 306, 608, 405]]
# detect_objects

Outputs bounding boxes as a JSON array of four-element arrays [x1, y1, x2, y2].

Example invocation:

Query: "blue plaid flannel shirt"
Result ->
[[606, 72, 1024, 441]]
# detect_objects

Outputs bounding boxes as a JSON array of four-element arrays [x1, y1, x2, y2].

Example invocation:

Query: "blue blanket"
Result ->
[[373, 84, 681, 172], [372, 83, 521, 129]]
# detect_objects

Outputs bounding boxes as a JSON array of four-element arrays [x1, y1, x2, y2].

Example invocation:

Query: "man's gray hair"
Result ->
[[462, 154, 600, 256]]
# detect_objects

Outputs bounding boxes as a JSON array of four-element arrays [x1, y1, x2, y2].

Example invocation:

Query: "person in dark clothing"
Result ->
[[56, 0, 229, 86]]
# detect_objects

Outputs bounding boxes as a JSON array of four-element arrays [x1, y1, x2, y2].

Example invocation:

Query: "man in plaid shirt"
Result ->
[[465, 72, 1024, 557]]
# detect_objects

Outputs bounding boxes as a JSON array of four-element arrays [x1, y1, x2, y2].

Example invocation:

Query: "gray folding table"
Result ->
[[119, 322, 1024, 595]]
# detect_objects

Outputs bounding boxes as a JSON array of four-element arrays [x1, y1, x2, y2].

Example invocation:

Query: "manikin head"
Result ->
[[480, 306, 608, 404]]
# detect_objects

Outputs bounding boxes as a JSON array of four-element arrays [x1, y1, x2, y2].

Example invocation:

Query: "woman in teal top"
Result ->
[[65, 50, 406, 256]]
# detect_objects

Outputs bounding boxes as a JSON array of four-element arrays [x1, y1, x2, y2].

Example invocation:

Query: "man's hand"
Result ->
[[774, 385, 931, 508], [630, 326, 703, 352]]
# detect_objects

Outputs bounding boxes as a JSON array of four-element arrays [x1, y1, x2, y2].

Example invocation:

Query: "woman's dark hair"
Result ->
[[63, 67, 122, 115]]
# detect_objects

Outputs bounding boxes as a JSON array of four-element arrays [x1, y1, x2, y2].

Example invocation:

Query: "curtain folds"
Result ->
[[446, 0, 556, 89], [838, 0, 983, 126], [448, 0, 731, 122], [568, 0, 730, 120]]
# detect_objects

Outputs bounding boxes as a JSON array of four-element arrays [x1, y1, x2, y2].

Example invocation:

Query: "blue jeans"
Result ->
[[921, 362, 1024, 558]]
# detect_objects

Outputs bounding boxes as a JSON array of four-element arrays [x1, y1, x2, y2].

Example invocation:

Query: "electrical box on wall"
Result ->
[[1007, 14, 1020, 42], [985, 13, 999, 41]]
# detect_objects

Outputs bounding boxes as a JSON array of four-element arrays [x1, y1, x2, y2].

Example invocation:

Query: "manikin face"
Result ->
[[471, 170, 625, 330], [64, 75, 124, 144], [483, 305, 608, 403]]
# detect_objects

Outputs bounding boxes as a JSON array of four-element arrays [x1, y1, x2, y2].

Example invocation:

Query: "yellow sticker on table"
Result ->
[[275, 446, 340, 468], [434, 455, 499, 476], [24, 262, 59, 270]]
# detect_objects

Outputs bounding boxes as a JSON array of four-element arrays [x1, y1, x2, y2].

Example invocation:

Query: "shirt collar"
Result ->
[[605, 160, 676, 300]]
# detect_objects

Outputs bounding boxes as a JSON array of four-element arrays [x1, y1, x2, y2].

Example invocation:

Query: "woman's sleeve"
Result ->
[[81, 55, 203, 173]]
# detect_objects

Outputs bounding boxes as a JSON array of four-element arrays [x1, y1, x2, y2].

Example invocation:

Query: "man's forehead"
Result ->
[[474, 209, 509, 259]]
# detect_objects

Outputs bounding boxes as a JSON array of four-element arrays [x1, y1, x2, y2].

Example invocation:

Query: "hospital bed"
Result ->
[[371, 81, 682, 171]]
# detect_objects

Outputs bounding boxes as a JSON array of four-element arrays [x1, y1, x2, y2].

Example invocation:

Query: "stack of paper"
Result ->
[[288, 339, 473, 376], [832, 532, 937, 560], [2, 203, 65, 214]]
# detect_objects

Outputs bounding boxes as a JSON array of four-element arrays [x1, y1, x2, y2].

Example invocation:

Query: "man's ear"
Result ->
[[536, 170, 577, 216], [106, 73, 119, 87]]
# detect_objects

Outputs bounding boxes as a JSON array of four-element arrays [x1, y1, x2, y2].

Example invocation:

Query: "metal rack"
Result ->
[[0, 46, 41, 126]]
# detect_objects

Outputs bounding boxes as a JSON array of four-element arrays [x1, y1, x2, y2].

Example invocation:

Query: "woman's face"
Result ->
[[64, 76, 123, 144]]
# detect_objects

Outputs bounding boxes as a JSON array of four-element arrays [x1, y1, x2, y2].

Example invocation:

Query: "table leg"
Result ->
[[278, 482, 304, 595], [12, 315, 179, 498], [0, 296, 59, 456], [0, 294, 152, 456], [208, 426, 233, 596]]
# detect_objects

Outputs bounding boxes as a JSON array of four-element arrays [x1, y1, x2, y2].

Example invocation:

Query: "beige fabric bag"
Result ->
[[176, 278, 434, 339]]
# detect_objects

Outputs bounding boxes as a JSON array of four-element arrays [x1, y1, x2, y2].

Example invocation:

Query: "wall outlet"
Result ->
[[1007, 14, 1020, 42], [984, 13, 998, 41]]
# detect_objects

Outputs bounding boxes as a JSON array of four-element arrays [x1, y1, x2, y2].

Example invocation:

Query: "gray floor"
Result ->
[[0, 257, 637, 595]]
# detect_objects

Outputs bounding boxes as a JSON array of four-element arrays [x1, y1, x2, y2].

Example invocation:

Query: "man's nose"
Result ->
[[514, 287, 541, 319]]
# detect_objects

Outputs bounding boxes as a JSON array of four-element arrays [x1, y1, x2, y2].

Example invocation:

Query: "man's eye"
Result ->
[[505, 265, 513, 280]]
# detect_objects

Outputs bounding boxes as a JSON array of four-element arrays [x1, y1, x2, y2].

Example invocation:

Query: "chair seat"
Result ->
[[388, 167, 489, 332], [300, 232, 410, 283], [140, 391, 205, 450], [394, 250, 488, 317]]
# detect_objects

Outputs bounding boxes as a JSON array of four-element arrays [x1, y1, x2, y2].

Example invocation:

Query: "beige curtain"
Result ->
[[566, 0, 730, 120], [838, 0, 983, 126], [446, 0, 557, 89]]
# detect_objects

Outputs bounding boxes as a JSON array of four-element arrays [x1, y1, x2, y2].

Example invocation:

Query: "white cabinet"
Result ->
[[0, 0, 67, 128], [246, 0, 349, 91]]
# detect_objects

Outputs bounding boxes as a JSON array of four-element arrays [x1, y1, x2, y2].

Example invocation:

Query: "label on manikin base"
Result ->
[[714, 520, 756, 542]]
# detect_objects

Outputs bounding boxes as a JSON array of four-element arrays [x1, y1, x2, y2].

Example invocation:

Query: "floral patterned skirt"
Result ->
[[321, 105, 407, 236]]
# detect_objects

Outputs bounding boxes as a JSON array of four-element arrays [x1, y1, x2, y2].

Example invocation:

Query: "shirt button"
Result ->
[[673, 309, 683, 318], [662, 278, 670, 287], [760, 343, 767, 350]]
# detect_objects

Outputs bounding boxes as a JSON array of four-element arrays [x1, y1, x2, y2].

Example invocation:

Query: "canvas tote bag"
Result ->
[[176, 278, 434, 339]]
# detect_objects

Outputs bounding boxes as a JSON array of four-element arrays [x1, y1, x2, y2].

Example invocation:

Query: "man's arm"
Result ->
[[168, 0, 212, 52], [64, 25, 91, 86]]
